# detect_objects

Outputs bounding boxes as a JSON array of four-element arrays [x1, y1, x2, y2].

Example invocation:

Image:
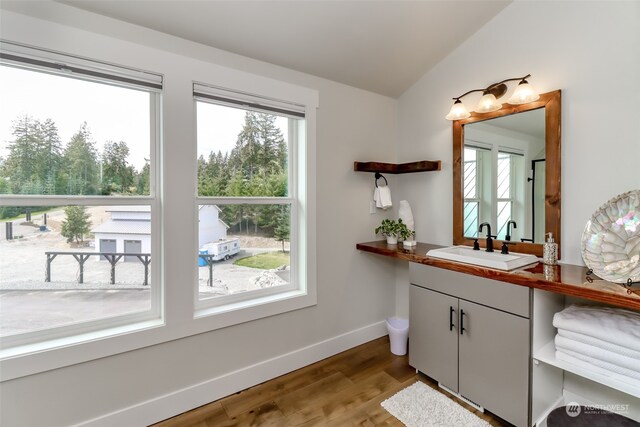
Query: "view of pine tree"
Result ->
[[227, 112, 287, 182], [60, 205, 92, 243], [102, 141, 135, 194], [38, 118, 63, 194], [137, 160, 150, 195], [0, 116, 149, 196], [1, 115, 44, 193], [198, 110, 290, 238], [273, 206, 290, 252], [63, 123, 99, 195]]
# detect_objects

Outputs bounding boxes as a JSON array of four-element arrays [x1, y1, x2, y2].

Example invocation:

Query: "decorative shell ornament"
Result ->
[[581, 190, 640, 284]]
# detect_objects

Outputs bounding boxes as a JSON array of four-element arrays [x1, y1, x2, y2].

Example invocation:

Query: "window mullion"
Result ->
[[195, 197, 293, 205], [0, 195, 154, 206]]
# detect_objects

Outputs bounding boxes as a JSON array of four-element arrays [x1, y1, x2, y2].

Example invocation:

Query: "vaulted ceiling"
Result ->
[[48, 1, 509, 97]]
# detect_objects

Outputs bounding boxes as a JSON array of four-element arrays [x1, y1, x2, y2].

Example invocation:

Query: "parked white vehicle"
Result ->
[[200, 238, 241, 262]]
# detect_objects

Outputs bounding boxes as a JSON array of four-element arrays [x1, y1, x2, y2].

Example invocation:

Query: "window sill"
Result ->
[[0, 318, 164, 381], [0, 290, 316, 381], [194, 288, 316, 330]]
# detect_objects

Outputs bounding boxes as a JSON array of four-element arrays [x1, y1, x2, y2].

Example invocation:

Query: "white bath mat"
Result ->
[[381, 381, 491, 427]]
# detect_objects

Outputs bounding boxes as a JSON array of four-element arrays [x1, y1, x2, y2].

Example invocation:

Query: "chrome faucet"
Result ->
[[479, 222, 495, 253], [505, 220, 517, 241]]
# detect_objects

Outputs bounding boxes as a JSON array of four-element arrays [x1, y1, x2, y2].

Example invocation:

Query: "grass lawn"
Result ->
[[234, 251, 289, 269]]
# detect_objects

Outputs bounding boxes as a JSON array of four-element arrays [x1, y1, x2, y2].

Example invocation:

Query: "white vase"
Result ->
[[398, 200, 415, 236], [386, 236, 398, 245]]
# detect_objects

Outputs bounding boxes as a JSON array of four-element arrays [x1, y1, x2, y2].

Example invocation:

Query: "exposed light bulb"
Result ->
[[445, 100, 470, 121], [476, 93, 502, 113]]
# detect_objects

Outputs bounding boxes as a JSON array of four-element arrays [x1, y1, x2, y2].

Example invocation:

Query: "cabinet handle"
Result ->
[[449, 306, 455, 331], [460, 309, 466, 335]]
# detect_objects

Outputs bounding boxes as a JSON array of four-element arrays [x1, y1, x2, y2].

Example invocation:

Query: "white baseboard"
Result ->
[[75, 320, 388, 427]]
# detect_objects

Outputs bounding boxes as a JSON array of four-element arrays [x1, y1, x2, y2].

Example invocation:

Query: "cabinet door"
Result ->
[[458, 300, 530, 427], [409, 285, 459, 392]]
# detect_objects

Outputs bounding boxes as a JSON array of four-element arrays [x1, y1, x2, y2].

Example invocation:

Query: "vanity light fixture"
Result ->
[[445, 74, 539, 120]]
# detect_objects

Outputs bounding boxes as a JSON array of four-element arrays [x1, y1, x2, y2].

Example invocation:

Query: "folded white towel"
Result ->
[[555, 350, 640, 388], [552, 305, 640, 351], [556, 350, 640, 387], [558, 329, 640, 360], [556, 347, 640, 380], [555, 335, 640, 371], [374, 185, 392, 210]]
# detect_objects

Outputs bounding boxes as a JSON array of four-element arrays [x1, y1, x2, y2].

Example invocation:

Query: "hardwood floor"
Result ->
[[153, 337, 510, 427]]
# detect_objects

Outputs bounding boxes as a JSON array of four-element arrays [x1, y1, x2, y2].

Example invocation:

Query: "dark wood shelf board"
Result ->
[[356, 240, 640, 311], [353, 160, 441, 174]]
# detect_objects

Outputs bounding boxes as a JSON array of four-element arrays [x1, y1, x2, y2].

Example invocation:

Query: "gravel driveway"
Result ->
[[0, 217, 289, 336]]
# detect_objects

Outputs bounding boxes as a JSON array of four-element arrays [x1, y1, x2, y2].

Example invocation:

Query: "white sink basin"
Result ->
[[427, 245, 539, 271]]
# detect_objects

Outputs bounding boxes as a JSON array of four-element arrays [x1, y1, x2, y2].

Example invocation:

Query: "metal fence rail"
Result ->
[[44, 251, 152, 286]]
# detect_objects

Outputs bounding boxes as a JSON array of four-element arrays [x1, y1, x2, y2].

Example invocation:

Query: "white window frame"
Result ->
[[0, 43, 164, 350], [192, 83, 309, 318], [496, 151, 513, 239], [463, 146, 484, 238], [0, 37, 317, 382]]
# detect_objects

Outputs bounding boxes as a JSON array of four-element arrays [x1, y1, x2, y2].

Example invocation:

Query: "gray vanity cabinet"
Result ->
[[409, 263, 531, 427], [409, 285, 459, 392], [458, 299, 530, 427]]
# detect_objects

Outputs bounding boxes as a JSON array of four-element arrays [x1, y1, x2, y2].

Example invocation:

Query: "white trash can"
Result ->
[[386, 317, 409, 356]]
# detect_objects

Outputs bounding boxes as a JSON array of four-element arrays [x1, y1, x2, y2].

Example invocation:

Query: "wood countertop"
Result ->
[[356, 241, 640, 311]]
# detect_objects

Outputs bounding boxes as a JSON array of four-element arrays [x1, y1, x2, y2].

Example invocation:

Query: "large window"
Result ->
[[0, 44, 161, 346], [194, 84, 305, 311]]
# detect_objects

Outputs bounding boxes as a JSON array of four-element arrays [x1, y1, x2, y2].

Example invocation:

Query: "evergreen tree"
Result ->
[[101, 141, 134, 194], [63, 123, 99, 195], [37, 118, 63, 194], [1, 115, 40, 193], [197, 110, 289, 237], [136, 160, 150, 195], [0, 176, 8, 194], [273, 206, 290, 253], [257, 113, 287, 174], [60, 205, 92, 243], [229, 112, 261, 181]]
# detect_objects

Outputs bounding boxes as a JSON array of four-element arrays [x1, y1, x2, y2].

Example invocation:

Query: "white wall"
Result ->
[[198, 205, 226, 246], [394, 1, 640, 318], [0, 4, 398, 426], [95, 233, 151, 257]]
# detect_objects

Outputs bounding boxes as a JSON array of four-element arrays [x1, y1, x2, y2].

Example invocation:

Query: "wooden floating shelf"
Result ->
[[353, 160, 441, 174]]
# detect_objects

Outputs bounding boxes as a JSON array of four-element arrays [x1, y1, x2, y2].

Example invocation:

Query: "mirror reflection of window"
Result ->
[[463, 147, 485, 237], [463, 109, 545, 243], [497, 151, 524, 240]]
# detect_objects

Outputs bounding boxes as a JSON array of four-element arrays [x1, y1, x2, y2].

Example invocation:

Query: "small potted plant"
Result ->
[[398, 226, 416, 248], [375, 218, 410, 245]]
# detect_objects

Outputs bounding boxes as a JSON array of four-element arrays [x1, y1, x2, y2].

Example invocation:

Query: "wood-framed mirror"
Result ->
[[453, 90, 561, 258]]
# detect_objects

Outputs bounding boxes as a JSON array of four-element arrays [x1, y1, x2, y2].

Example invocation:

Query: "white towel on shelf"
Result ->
[[555, 335, 640, 371], [556, 350, 640, 387], [552, 304, 640, 351], [374, 185, 392, 210], [558, 329, 640, 360], [556, 347, 640, 380]]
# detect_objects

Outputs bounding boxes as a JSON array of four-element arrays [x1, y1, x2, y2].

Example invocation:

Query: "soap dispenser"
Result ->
[[543, 232, 558, 265]]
